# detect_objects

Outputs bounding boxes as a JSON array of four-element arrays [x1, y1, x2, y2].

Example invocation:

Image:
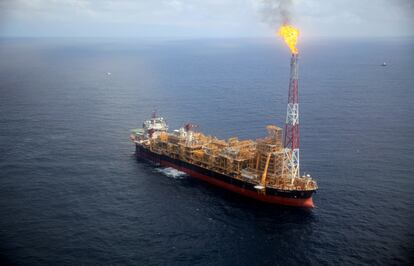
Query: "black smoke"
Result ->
[[259, 0, 293, 26]]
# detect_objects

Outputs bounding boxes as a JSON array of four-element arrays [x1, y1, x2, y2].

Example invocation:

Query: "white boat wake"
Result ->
[[155, 167, 187, 179]]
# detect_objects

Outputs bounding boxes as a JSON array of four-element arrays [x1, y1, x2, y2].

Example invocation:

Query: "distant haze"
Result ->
[[0, 0, 413, 38]]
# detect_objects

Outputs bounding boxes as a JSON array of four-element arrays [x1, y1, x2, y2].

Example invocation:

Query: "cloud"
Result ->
[[0, 0, 412, 37]]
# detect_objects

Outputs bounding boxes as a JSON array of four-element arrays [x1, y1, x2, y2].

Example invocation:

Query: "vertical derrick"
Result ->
[[283, 53, 300, 181]]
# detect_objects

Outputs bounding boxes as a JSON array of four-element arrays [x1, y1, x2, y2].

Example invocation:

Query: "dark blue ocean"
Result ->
[[0, 37, 413, 265]]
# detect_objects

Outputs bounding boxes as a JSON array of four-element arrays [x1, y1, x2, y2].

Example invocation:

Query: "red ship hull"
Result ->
[[136, 145, 315, 208]]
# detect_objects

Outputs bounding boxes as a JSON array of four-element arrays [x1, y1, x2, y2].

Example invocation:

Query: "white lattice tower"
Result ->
[[283, 53, 300, 182]]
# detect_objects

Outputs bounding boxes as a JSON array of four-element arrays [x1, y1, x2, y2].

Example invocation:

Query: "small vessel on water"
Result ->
[[382, 62, 387, 66]]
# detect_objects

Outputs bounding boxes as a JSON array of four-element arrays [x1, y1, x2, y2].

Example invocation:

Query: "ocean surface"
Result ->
[[0, 37, 413, 265]]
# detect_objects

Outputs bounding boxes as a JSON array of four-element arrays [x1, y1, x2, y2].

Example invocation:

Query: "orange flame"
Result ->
[[278, 24, 300, 54]]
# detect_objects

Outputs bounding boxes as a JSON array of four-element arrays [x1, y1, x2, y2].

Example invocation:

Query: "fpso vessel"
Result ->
[[130, 115, 317, 208], [130, 53, 318, 208]]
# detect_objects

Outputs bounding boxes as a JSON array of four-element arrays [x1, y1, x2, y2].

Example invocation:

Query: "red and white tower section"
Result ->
[[283, 53, 300, 182]]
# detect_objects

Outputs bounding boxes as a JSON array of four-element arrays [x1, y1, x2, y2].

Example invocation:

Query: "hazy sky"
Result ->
[[0, 0, 413, 38]]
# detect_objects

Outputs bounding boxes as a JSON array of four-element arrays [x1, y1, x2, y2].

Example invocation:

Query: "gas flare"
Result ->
[[278, 24, 300, 54]]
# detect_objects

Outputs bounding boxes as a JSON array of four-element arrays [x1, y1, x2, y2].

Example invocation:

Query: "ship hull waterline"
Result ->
[[135, 144, 315, 208]]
